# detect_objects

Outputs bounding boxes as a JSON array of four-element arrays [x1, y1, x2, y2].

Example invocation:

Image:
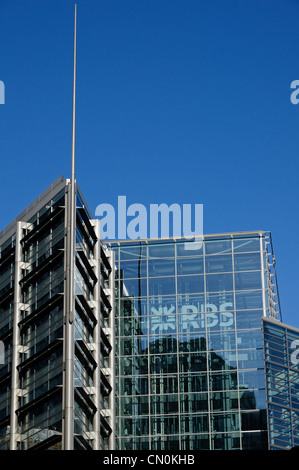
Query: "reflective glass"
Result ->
[[235, 291, 263, 310], [119, 260, 147, 279], [205, 273, 233, 293], [205, 239, 232, 255], [234, 252, 261, 271], [119, 244, 146, 260], [176, 240, 203, 257], [176, 257, 204, 275], [205, 255, 233, 273], [149, 296, 176, 315], [148, 243, 175, 258], [235, 271, 262, 291], [177, 294, 205, 313], [237, 329, 263, 349], [148, 258, 175, 277], [148, 277, 176, 296], [233, 236, 261, 253], [208, 331, 236, 351], [177, 275, 204, 294]]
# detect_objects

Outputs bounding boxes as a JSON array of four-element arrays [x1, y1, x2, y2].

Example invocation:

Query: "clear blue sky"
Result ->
[[0, 0, 298, 327]]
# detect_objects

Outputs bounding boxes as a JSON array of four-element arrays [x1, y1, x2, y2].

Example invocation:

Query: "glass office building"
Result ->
[[107, 232, 288, 450], [262, 317, 299, 449], [1, 176, 299, 451], [0, 176, 115, 450]]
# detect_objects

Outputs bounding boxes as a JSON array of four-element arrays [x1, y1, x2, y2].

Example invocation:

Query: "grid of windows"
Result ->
[[263, 319, 299, 449], [109, 233, 275, 450]]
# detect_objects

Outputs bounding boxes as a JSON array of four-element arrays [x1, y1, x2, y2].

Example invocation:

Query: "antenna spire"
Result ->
[[71, 3, 77, 185]]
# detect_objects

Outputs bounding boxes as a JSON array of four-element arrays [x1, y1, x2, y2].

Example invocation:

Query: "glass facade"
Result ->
[[263, 318, 299, 449], [107, 233, 280, 450]]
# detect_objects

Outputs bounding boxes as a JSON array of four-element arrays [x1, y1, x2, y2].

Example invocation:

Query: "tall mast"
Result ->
[[63, 3, 77, 450]]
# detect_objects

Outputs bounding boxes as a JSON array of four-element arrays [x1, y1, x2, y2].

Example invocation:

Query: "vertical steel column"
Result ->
[[63, 4, 77, 450], [92, 219, 101, 450], [10, 222, 23, 450], [63, 181, 76, 450], [108, 250, 116, 450]]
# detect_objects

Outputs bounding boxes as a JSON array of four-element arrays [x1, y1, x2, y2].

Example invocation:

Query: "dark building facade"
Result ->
[[0, 176, 115, 450]]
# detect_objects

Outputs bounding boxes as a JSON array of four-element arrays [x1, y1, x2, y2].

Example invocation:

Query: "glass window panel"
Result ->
[[119, 297, 147, 317], [235, 291, 264, 310], [179, 373, 208, 393], [119, 436, 150, 450], [238, 349, 264, 369], [235, 271, 262, 291], [181, 433, 210, 450], [205, 292, 234, 311], [150, 394, 179, 414], [148, 336, 178, 354], [210, 432, 241, 450], [180, 393, 209, 412], [150, 354, 178, 374], [119, 260, 147, 279], [148, 277, 176, 296], [179, 352, 208, 372], [176, 240, 203, 257], [119, 316, 148, 336], [210, 391, 239, 411], [150, 375, 178, 394], [148, 243, 175, 258], [210, 351, 237, 371], [149, 296, 176, 315], [150, 415, 179, 435], [118, 278, 147, 298], [210, 412, 240, 433], [148, 258, 175, 277], [240, 389, 267, 410], [180, 413, 209, 434], [236, 310, 263, 329], [205, 239, 232, 255], [178, 313, 205, 333], [177, 294, 205, 313], [205, 255, 233, 274], [120, 396, 149, 416], [233, 236, 261, 253], [209, 371, 238, 391], [177, 275, 204, 294], [176, 257, 204, 275], [149, 314, 177, 335], [241, 431, 268, 450], [234, 253, 261, 271], [206, 311, 235, 331], [206, 273, 233, 293], [238, 370, 266, 390], [178, 334, 207, 353], [119, 244, 146, 261], [119, 355, 148, 375], [208, 331, 236, 351], [119, 376, 149, 396], [237, 329, 263, 349], [120, 417, 149, 437]]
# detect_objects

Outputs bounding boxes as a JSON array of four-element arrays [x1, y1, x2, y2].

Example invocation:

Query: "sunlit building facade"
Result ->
[[106, 232, 293, 450], [0, 176, 115, 450]]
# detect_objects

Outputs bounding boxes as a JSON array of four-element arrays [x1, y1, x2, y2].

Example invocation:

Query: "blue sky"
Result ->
[[0, 0, 298, 327]]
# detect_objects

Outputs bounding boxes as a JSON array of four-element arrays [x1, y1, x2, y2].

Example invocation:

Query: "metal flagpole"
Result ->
[[63, 3, 77, 450]]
